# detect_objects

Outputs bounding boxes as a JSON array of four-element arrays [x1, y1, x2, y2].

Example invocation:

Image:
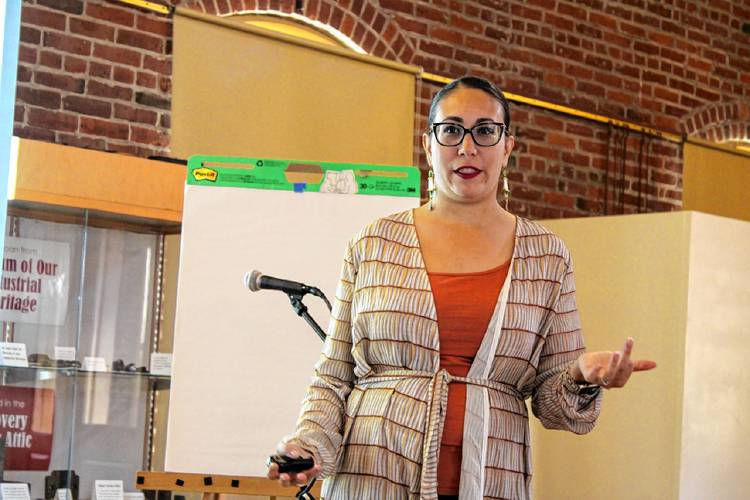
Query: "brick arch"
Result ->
[[682, 99, 750, 143], [179, 0, 417, 65]]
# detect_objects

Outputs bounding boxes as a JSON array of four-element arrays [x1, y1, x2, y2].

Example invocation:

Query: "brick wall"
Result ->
[[14, 0, 750, 218], [15, 0, 172, 157]]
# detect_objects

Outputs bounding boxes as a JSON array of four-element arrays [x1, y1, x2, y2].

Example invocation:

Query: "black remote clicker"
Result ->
[[267, 454, 315, 473]]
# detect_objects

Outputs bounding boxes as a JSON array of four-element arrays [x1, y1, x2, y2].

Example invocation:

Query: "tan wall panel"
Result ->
[[159, 234, 180, 354], [150, 234, 180, 472], [172, 10, 416, 166], [680, 212, 750, 499], [683, 142, 750, 222], [531, 213, 691, 499]]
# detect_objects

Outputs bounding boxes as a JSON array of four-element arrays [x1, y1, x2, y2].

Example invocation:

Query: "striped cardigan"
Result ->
[[283, 209, 602, 499]]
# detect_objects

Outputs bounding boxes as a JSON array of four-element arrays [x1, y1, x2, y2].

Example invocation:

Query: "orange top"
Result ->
[[427, 261, 510, 495]]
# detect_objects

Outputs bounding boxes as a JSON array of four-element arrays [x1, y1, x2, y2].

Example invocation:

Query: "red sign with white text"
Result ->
[[0, 386, 54, 470]]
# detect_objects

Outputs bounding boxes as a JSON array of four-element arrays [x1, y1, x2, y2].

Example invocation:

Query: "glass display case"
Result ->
[[0, 202, 174, 500]]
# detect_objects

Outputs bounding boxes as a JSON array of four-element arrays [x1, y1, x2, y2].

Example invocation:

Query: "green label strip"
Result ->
[[187, 156, 420, 198]]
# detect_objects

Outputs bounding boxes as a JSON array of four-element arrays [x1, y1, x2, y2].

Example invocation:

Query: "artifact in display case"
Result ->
[[44, 470, 79, 500]]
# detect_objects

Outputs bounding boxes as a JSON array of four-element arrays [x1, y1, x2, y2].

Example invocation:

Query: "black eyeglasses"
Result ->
[[430, 122, 507, 147]]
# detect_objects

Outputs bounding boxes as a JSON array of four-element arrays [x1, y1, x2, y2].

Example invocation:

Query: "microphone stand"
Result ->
[[285, 291, 327, 500], [286, 292, 328, 342]]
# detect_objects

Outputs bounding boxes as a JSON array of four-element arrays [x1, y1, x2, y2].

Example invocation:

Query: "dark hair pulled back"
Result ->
[[427, 76, 511, 131]]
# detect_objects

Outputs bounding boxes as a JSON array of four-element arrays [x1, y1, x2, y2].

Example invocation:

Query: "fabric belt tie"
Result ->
[[358, 369, 523, 500]]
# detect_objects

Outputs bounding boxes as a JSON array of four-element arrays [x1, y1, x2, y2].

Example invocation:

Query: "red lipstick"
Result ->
[[454, 166, 481, 179]]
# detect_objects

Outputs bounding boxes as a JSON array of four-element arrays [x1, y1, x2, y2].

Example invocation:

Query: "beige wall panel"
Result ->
[[172, 10, 416, 166], [159, 234, 180, 354], [531, 213, 691, 499], [683, 142, 750, 222], [680, 212, 750, 499], [149, 234, 181, 472]]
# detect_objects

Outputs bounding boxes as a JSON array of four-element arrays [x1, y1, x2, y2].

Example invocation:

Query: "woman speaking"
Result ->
[[267, 76, 656, 499]]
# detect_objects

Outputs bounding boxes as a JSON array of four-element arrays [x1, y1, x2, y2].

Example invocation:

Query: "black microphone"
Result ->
[[244, 270, 318, 296]]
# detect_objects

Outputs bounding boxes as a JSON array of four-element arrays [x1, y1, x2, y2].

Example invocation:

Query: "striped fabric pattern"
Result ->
[[283, 209, 602, 499]]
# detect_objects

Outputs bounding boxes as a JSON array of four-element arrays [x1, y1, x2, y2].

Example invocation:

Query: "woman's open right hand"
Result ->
[[266, 443, 321, 487]]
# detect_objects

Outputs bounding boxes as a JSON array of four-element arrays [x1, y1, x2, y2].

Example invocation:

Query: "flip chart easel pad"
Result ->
[[166, 184, 417, 475]]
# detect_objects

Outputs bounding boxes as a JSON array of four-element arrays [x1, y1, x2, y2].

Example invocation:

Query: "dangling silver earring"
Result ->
[[501, 167, 510, 210], [427, 168, 436, 211]]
